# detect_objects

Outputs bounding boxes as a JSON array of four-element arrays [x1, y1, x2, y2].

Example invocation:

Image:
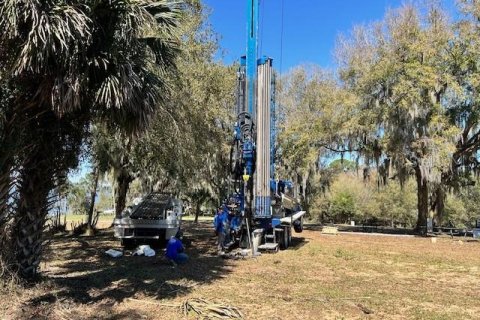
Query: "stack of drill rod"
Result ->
[[254, 59, 273, 218]]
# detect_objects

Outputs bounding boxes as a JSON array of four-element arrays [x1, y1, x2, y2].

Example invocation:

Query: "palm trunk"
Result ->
[[0, 120, 17, 229], [0, 119, 20, 277], [0, 164, 11, 227], [0, 100, 14, 229], [0, 163, 13, 271], [12, 107, 83, 279], [87, 167, 100, 227], [415, 166, 428, 235], [14, 157, 51, 279]]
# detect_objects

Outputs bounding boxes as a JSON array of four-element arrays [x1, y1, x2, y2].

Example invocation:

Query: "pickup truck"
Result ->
[[113, 192, 183, 247]]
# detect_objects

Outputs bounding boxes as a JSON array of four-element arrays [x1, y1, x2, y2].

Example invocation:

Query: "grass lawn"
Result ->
[[59, 214, 213, 230], [181, 215, 213, 222], [2, 222, 480, 319], [58, 214, 115, 230]]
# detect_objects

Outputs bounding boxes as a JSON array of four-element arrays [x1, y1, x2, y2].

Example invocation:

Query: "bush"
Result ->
[[310, 172, 417, 227]]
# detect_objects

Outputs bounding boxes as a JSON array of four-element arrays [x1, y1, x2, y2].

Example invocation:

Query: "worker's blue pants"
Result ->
[[174, 253, 189, 264]]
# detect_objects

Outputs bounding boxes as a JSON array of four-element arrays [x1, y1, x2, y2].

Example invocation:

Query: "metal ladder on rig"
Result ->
[[258, 228, 282, 252]]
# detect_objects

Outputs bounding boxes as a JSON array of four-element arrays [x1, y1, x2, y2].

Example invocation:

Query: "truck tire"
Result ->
[[293, 218, 303, 233], [287, 227, 292, 246], [283, 227, 289, 249], [276, 229, 285, 250]]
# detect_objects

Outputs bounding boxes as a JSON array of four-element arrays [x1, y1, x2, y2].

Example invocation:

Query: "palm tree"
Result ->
[[0, 0, 181, 279]]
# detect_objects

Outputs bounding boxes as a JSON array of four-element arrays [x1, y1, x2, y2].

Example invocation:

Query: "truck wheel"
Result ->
[[276, 229, 285, 250], [287, 227, 292, 246], [283, 227, 289, 249], [294, 218, 303, 233]]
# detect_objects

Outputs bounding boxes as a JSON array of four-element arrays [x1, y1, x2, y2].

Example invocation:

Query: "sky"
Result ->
[[203, 0, 457, 72]]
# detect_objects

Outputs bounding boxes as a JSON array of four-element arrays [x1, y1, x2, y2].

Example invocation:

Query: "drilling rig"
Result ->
[[228, 0, 305, 252]]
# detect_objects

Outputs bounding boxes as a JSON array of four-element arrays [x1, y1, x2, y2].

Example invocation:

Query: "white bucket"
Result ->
[[252, 229, 263, 253]]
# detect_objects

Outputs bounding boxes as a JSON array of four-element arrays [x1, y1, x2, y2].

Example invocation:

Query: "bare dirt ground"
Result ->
[[2, 222, 480, 320]]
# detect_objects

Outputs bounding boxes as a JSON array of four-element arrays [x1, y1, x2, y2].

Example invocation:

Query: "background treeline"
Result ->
[[278, 1, 480, 233], [309, 160, 480, 229]]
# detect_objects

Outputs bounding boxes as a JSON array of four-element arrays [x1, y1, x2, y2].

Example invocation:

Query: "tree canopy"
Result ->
[[278, 1, 480, 233]]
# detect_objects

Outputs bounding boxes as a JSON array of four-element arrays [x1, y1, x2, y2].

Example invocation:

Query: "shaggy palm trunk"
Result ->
[[11, 108, 78, 280], [0, 163, 13, 272], [87, 167, 99, 227], [0, 164, 11, 227], [414, 166, 428, 235], [14, 156, 51, 279], [0, 119, 17, 229]]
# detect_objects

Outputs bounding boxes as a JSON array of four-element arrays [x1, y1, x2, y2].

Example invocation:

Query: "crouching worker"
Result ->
[[166, 235, 188, 266]]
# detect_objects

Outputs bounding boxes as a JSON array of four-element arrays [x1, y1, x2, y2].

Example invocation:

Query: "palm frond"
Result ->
[[143, 1, 182, 30], [141, 37, 179, 68], [86, 0, 181, 132], [1, 1, 91, 74]]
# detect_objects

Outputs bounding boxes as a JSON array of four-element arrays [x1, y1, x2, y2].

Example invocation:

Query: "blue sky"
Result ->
[[203, 0, 457, 71]]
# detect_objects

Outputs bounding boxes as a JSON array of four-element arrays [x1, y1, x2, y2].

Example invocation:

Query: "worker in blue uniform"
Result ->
[[165, 235, 188, 266], [224, 202, 240, 246], [214, 206, 228, 254]]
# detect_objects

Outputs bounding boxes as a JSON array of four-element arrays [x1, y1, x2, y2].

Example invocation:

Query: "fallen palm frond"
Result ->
[[182, 298, 244, 319], [126, 297, 244, 319]]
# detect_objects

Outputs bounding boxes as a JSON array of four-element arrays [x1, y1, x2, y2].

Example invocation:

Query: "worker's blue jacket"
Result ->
[[166, 237, 184, 260], [214, 211, 228, 234], [230, 216, 241, 231]]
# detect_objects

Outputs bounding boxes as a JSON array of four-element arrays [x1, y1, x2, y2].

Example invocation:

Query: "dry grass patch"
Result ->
[[2, 223, 480, 319]]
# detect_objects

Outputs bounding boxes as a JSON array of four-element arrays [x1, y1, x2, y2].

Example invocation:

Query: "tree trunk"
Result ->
[[301, 172, 308, 200], [0, 164, 11, 227], [0, 163, 13, 273], [9, 100, 83, 280], [114, 170, 132, 219], [0, 104, 16, 229], [0, 126, 17, 229], [414, 166, 428, 235], [14, 154, 51, 279], [87, 167, 100, 227], [194, 200, 201, 224], [113, 137, 134, 219], [433, 185, 445, 227]]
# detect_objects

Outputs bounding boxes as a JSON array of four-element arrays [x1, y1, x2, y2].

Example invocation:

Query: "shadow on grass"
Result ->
[[289, 236, 309, 251], [32, 221, 230, 306]]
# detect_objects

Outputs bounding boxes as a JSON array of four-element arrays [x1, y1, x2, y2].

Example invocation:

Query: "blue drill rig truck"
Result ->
[[228, 0, 305, 252]]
